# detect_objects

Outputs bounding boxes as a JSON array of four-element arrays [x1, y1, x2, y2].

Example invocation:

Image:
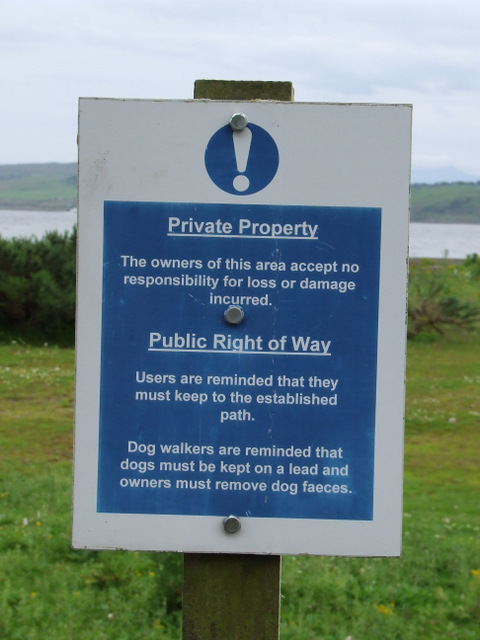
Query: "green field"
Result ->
[[0, 332, 479, 639]]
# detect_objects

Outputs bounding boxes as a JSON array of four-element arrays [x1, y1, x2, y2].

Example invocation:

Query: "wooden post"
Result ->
[[182, 79, 294, 640], [183, 554, 282, 640], [194, 79, 294, 101]]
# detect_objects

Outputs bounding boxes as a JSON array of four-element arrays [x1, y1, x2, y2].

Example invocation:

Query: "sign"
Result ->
[[73, 98, 411, 555], [205, 123, 279, 194]]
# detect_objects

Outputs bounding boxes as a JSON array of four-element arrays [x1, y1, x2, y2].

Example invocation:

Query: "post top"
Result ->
[[194, 79, 294, 101]]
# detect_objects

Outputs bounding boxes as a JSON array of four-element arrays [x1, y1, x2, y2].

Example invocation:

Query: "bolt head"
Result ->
[[224, 305, 244, 325], [229, 112, 248, 131], [223, 515, 241, 534]]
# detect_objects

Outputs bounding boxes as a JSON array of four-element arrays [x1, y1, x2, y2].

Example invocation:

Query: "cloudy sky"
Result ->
[[1, 0, 479, 182]]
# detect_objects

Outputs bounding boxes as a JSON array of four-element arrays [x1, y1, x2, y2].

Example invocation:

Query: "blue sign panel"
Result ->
[[98, 202, 381, 521]]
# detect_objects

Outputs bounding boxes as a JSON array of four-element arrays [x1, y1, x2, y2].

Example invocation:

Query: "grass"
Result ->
[[0, 333, 479, 639]]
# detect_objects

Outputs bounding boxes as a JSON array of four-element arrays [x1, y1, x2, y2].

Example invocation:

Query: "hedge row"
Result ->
[[0, 229, 76, 344], [0, 229, 478, 345]]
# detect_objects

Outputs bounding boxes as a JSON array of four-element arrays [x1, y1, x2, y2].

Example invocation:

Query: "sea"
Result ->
[[0, 209, 480, 259]]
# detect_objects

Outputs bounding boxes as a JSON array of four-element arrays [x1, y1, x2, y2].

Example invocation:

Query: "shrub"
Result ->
[[0, 229, 76, 344], [408, 260, 480, 338], [463, 253, 480, 279]]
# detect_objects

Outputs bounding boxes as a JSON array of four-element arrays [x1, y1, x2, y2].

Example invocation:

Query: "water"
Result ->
[[1, 209, 479, 259], [409, 222, 480, 259], [0, 209, 77, 240]]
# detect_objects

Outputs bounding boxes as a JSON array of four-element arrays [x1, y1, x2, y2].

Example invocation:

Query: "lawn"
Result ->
[[0, 333, 479, 639]]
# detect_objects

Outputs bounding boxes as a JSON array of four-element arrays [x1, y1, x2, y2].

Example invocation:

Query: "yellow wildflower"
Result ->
[[375, 603, 394, 615]]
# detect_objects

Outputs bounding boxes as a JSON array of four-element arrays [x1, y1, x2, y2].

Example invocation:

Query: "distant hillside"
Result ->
[[0, 163, 479, 223], [411, 182, 480, 223], [0, 163, 77, 211]]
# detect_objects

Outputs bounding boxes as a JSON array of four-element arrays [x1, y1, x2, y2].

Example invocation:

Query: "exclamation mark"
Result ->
[[229, 113, 252, 193], [232, 128, 252, 192]]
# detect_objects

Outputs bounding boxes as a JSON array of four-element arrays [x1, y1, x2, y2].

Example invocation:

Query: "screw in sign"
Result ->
[[204, 113, 279, 195]]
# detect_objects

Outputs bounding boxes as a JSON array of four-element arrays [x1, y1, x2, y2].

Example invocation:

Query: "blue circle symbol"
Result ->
[[205, 123, 279, 195]]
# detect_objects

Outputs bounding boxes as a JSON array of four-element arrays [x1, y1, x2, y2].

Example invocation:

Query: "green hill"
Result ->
[[0, 163, 77, 211], [411, 182, 480, 223], [1, 163, 479, 223]]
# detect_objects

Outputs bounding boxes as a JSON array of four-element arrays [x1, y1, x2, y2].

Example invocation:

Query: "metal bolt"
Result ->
[[229, 112, 248, 131], [223, 515, 241, 534], [224, 305, 244, 325]]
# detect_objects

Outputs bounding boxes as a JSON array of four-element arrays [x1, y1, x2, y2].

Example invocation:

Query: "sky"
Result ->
[[1, 0, 479, 182]]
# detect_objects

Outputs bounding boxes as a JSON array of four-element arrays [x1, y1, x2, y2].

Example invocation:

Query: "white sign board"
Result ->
[[73, 98, 411, 556]]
